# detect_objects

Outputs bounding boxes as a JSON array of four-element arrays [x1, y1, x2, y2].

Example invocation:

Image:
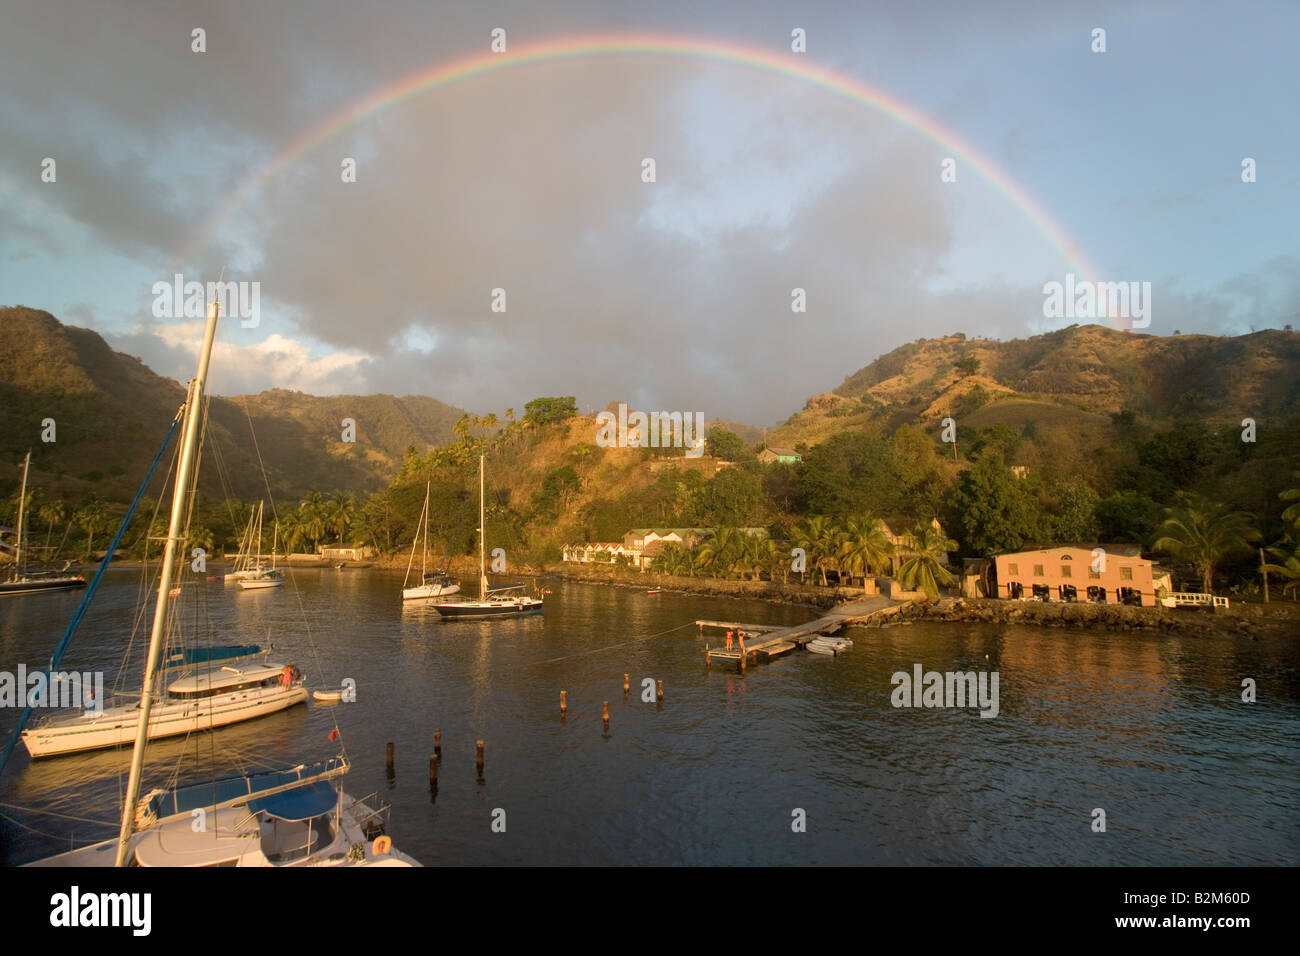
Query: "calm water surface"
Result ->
[[2, 569, 1297, 865]]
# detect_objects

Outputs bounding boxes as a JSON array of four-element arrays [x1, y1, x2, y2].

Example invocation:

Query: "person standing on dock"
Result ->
[[739, 633, 746, 655], [726, 630, 734, 651]]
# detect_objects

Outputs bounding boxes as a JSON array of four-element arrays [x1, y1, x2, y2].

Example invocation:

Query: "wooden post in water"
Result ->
[[429, 754, 438, 785], [560, 690, 567, 716], [476, 739, 484, 775], [434, 729, 442, 757], [656, 679, 664, 701], [602, 700, 610, 727], [623, 673, 630, 697], [386, 741, 394, 771]]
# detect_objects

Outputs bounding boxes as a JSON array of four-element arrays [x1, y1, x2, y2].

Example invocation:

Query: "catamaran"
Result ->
[[434, 455, 543, 619], [9, 297, 418, 866], [402, 480, 460, 600], [0, 451, 86, 596]]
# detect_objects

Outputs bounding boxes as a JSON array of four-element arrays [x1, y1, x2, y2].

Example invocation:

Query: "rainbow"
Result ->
[[184, 32, 1101, 284]]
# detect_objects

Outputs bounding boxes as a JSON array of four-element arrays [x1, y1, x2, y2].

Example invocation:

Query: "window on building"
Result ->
[[1089, 570, 1101, 580], [1008, 563, 1019, 576], [1060, 565, 1071, 578], [1033, 564, 1044, 577], [1120, 567, 1133, 580]]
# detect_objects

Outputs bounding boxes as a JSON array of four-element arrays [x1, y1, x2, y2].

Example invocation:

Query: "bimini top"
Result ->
[[247, 781, 339, 821], [162, 644, 263, 670], [139, 757, 347, 824]]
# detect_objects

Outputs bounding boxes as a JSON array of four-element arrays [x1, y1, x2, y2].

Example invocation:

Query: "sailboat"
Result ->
[[0, 451, 86, 596], [21, 645, 306, 757], [223, 501, 269, 581], [401, 480, 460, 600], [434, 455, 543, 618], [17, 298, 417, 866], [238, 520, 285, 589]]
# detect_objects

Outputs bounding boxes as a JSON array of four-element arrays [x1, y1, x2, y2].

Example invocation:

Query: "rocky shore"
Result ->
[[890, 597, 1298, 638]]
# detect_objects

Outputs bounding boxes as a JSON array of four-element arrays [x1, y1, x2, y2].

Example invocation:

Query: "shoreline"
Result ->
[[61, 557, 1298, 637]]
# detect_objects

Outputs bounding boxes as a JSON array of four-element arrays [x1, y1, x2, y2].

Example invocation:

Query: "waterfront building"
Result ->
[[993, 545, 1158, 606]]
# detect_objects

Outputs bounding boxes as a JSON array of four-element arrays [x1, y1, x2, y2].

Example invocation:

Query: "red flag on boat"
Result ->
[[328, 728, 339, 741]]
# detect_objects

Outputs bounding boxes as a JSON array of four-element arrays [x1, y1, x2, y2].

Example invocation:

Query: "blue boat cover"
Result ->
[[247, 781, 339, 821], [142, 757, 345, 820], [163, 644, 262, 669]]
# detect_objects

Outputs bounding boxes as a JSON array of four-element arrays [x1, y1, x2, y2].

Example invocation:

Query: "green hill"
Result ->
[[0, 307, 466, 504]]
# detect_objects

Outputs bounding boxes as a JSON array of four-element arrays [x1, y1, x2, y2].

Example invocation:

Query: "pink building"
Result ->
[[993, 546, 1156, 607]]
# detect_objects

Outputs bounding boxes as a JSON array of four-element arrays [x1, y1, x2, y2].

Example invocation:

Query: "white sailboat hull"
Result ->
[[402, 582, 461, 600], [239, 575, 284, 590], [21, 685, 308, 757]]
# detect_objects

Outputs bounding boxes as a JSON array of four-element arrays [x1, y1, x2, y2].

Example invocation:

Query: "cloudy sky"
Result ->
[[1, 0, 1296, 424]]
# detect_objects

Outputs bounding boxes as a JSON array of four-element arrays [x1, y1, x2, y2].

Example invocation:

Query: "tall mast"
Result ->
[[479, 455, 487, 596], [115, 299, 221, 867], [422, 480, 430, 576], [13, 451, 30, 580]]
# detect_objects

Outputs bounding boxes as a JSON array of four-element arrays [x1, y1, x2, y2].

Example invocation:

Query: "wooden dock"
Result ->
[[700, 596, 909, 668]]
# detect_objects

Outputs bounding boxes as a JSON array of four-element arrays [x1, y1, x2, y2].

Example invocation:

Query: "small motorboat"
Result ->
[[807, 636, 852, 656], [646, 587, 661, 594], [313, 689, 342, 703]]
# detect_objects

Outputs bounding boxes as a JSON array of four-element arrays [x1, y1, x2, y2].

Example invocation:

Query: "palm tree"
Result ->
[[187, 525, 215, 554], [1153, 493, 1260, 594], [326, 491, 357, 543], [1261, 543, 1300, 600], [655, 542, 691, 576], [897, 521, 958, 599], [39, 498, 65, 555], [76, 497, 108, 559], [837, 514, 894, 593], [298, 492, 327, 552], [278, 509, 307, 554], [742, 535, 777, 582], [791, 515, 843, 586], [698, 527, 745, 579], [1281, 479, 1300, 533]]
